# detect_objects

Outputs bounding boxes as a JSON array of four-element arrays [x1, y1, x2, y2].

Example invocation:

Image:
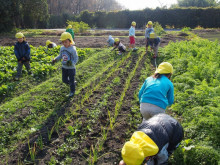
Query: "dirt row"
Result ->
[[5, 51, 136, 164], [0, 34, 186, 48]]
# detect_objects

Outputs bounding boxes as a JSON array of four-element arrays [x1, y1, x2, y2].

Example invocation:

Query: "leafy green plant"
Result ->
[[153, 22, 166, 36], [27, 139, 36, 162], [66, 21, 91, 33], [37, 135, 43, 150]]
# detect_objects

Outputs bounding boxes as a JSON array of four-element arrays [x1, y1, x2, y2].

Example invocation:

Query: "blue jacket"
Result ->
[[145, 27, 154, 38], [14, 41, 31, 61], [138, 75, 174, 109], [147, 37, 160, 47]]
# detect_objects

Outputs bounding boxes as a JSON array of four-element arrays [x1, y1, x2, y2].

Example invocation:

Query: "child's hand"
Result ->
[[52, 59, 56, 64]]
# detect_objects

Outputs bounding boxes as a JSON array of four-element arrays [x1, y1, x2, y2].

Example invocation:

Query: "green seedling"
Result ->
[[28, 139, 36, 162], [37, 135, 43, 150]]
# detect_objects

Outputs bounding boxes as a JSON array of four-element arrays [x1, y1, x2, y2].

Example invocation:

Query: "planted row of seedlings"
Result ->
[[21, 50, 140, 164], [0, 49, 120, 164], [41, 49, 149, 164]]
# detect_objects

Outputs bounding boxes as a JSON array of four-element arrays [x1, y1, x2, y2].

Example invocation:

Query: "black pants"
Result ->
[[62, 68, 76, 93], [118, 46, 126, 52]]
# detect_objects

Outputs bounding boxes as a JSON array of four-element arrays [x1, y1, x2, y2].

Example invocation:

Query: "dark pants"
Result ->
[[16, 61, 31, 77], [62, 68, 76, 93], [118, 46, 126, 52]]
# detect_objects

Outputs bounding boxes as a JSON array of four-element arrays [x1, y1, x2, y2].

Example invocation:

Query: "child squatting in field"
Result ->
[[111, 38, 126, 55], [52, 32, 78, 97], [139, 62, 174, 121], [14, 32, 32, 80], [46, 40, 57, 49], [119, 113, 183, 165]]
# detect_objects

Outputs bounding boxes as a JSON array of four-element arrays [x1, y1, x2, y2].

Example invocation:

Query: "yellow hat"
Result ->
[[66, 25, 72, 29], [122, 131, 159, 165], [15, 32, 26, 40], [148, 21, 153, 25], [150, 33, 155, 39], [131, 21, 136, 26], [60, 32, 75, 45], [115, 38, 120, 42], [46, 40, 53, 46], [155, 62, 173, 74]]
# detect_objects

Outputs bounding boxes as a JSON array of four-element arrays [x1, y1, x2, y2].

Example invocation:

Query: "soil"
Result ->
[[0, 33, 186, 48]]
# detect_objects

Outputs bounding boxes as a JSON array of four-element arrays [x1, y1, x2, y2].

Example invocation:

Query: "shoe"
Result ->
[[68, 92, 74, 97], [118, 52, 122, 55], [133, 48, 138, 52], [153, 55, 157, 58]]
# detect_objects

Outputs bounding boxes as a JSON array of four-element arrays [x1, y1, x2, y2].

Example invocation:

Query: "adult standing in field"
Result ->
[[129, 21, 138, 51], [52, 32, 78, 97], [119, 113, 184, 165], [66, 25, 75, 41], [46, 40, 57, 49], [138, 62, 174, 121], [146, 33, 161, 58], [14, 32, 32, 80]]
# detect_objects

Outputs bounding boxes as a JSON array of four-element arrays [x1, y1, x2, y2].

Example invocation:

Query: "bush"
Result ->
[[153, 22, 166, 36], [66, 21, 91, 33], [181, 27, 192, 32]]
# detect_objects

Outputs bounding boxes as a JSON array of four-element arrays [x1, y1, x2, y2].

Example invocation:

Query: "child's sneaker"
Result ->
[[153, 55, 157, 58], [133, 48, 138, 52], [118, 52, 122, 55], [28, 71, 33, 76]]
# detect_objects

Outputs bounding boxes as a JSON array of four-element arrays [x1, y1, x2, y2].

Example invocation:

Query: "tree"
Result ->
[[22, 0, 49, 28], [177, 0, 219, 7]]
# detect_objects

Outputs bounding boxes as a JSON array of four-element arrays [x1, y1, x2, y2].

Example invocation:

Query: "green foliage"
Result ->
[[66, 21, 91, 33], [153, 22, 166, 36], [47, 7, 220, 29], [181, 27, 192, 32], [160, 39, 220, 164], [177, 0, 219, 7], [0, 46, 92, 97]]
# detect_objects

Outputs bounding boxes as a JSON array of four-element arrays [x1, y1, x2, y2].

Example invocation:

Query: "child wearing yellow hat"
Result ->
[[52, 32, 78, 97], [129, 21, 138, 51], [46, 40, 57, 48], [139, 62, 174, 121], [14, 32, 32, 80], [66, 25, 75, 41], [146, 32, 161, 58], [111, 38, 126, 55], [119, 114, 183, 165]]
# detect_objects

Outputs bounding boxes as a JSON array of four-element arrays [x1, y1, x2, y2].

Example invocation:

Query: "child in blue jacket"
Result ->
[[14, 32, 32, 80], [138, 62, 174, 121]]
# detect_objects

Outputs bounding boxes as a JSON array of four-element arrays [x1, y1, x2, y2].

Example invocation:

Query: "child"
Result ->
[[107, 35, 115, 47], [66, 25, 75, 41], [52, 32, 78, 97], [46, 40, 57, 48], [138, 62, 174, 121], [145, 21, 154, 42], [111, 38, 126, 55], [129, 21, 137, 51], [14, 32, 32, 80], [119, 114, 183, 165], [146, 32, 161, 58]]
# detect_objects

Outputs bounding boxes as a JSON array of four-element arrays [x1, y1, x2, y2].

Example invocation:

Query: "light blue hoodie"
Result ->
[[55, 45, 78, 69], [138, 75, 174, 109], [145, 27, 154, 38], [107, 35, 114, 47], [129, 26, 135, 36]]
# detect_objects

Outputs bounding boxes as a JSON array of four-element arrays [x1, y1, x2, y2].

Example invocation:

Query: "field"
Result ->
[[0, 31, 219, 164]]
